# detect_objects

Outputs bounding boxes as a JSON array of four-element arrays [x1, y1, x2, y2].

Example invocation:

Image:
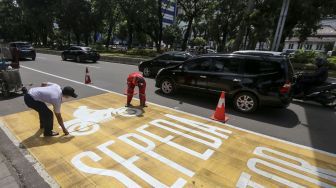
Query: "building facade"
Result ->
[[283, 18, 336, 53]]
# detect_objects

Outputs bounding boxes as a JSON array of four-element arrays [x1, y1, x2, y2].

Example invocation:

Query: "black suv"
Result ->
[[9, 42, 36, 60], [61, 46, 100, 63], [138, 51, 192, 77], [155, 52, 294, 113]]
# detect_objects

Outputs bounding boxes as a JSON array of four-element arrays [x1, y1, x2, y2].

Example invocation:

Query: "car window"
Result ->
[[244, 59, 281, 75], [173, 55, 188, 61], [184, 58, 212, 72], [223, 58, 242, 74], [82, 47, 92, 51], [16, 43, 32, 48], [69, 47, 76, 50], [212, 58, 225, 72], [156, 54, 172, 61]]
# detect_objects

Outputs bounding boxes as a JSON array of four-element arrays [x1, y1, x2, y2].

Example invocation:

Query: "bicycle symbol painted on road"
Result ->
[[64, 106, 143, 136]]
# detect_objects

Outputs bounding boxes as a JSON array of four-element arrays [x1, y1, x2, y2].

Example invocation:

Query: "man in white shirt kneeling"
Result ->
[[24, 82, 78, 136]]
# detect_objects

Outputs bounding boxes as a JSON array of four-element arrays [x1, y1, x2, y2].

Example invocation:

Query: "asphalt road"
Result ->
[[1, 53, 335, 154]]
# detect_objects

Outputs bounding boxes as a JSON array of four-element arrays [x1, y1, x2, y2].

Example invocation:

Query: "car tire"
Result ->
[[61, 54, 66, 61], [76, 55, 81, 63], [32, 56, 36, 61], [233, 92, 258, 113], [143, 67, 151, 77], [322, 98, 336, 108], [1, 81, 10, 98], [160, 78, 176, 95]]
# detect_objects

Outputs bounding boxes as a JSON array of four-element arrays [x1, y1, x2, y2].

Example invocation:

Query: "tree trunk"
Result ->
[[67, 32, 71, 47], [182, 18, 193, 51], [232, 0, 255, 51], [75, 33, 80, 45], [157, 0, 163, 53], [93, 31, 98, 43], [127, 24, 133, 49], [106, 21, 113, 50], [84, 33, 89, 46]]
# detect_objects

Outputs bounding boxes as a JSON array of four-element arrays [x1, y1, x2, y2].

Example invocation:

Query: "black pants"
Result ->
[[24, 94, 53, 135]]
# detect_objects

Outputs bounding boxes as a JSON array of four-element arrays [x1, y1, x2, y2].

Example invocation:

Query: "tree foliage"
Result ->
[[0, 0, 335, 52]]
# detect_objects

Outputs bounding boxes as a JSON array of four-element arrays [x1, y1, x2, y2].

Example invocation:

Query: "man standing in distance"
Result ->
[[24, 82, 78, 136]]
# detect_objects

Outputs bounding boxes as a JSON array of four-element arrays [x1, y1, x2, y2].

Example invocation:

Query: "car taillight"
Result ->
[[280, 80, 291, 94]]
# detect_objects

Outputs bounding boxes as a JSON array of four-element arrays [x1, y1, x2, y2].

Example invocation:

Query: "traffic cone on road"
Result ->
[[85, 67, 92, 84], [211, 91, 229, 122]]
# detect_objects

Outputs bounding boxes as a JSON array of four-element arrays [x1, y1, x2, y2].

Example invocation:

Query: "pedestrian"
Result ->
[[125, 72, 147, 107], [24, 82, 78, 136]]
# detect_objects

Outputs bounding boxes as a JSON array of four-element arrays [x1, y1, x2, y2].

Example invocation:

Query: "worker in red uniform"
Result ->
[[126, 72, 147, 107]]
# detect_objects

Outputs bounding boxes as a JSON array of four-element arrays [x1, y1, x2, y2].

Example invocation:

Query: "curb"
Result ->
[[36, 49, 147, 66]]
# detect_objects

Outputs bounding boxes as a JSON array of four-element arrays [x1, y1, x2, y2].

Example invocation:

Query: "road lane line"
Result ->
[[20, 65, 336, 157]]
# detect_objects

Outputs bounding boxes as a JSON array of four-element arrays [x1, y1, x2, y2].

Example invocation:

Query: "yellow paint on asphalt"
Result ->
[[1, 93, 335, 187]]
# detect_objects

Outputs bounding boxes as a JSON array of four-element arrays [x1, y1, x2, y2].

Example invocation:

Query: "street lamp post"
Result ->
[[271, 0, 290, 52]]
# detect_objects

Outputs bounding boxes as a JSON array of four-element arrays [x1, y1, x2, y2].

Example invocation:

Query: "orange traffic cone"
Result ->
[[211, 91, 229, 122], [85, 67, 92, 84]]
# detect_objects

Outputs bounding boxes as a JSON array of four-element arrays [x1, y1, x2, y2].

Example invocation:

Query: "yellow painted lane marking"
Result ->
[[1, 92, 335, 187]]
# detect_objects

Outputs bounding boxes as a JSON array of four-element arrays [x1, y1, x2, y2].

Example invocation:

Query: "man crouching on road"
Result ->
[[24, 82, 78, 136]]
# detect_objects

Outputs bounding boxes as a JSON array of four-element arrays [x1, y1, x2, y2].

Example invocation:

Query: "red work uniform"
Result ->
[[126, 72, 146, 106]]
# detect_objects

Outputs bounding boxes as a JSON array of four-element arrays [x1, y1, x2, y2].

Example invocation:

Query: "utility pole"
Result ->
[[271, 0, 290, 52]]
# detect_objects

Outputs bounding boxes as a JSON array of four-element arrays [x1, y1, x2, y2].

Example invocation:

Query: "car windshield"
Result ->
[[15, 43, 32, 48], [81, 47, 92, 51]]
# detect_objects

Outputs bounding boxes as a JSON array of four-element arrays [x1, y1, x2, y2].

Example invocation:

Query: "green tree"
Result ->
[[178, 0, 212, 50], [0, 0, 24, 42], [162, 24, 182, 48]]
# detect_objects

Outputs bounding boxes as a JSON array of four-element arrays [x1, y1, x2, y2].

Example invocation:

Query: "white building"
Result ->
[[283, 18, 336, 53]]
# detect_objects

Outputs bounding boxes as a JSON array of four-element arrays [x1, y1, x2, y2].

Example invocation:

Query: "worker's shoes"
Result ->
[[125, 104, 133, 107], [44, 131, 59, 137], [140, 104, 148, 108]]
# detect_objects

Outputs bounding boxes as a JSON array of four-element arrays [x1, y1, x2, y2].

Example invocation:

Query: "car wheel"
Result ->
[[233, 92, 258, 113], [61, 54, 66, 61], [143, 67, 151, 77], [76, 55, 81, 63], [1, 81, 10, 98], [160, 79, 175, 94], [322, 98, 336, 108], [32, 56, 36, 61]]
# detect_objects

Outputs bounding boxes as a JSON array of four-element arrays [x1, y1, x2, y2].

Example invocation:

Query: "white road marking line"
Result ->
[[17, 65, 336, 157], [78, 64, 101, 69]]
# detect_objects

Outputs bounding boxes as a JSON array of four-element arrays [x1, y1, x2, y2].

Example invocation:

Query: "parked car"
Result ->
[[61, 46, 100, 63], [138, 51, 193, 77], [155, 52, 294, 113], [327, 51, 336, 57], [9, 42, 36, 60]]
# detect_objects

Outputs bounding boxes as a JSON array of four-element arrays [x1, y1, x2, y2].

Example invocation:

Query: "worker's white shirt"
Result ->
[[28, 83, 62, 113]]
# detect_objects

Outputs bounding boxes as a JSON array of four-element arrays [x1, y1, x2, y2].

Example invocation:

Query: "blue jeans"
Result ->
[[24, 94, 53, 135]]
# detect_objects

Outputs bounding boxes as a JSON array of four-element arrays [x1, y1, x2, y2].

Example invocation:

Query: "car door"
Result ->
[[151, 54, 172, 73], [207, 57, 244, 94], [65, 47, 75, 59], [175, 57, 213, 90], [168, 54, 189, 67]]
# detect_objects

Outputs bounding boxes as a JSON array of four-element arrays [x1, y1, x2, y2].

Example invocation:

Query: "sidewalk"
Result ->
[[0, 153, 19, 188], [0, 123, 51, 188]]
